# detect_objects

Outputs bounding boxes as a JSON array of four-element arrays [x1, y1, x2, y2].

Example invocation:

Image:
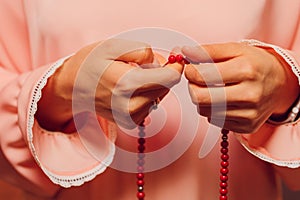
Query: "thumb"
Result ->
[[132, 59, 184, 92], [106, 39, 155, 65]]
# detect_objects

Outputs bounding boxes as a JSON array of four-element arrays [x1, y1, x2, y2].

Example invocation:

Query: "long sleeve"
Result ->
[[236, 10, 300, 190], [0, 1, 116, 192], [0, 1, 60, 196]]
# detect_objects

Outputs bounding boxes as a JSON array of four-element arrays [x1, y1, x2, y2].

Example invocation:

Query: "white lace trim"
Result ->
[[236, 134, 300, 168], [41, 144, 115, 188], [27, 56, 115, 188], [237, 39, 300, 168]]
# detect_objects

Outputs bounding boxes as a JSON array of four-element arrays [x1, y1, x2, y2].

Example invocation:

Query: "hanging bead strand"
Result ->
[[220, 129, 229, 200], [137, 122, 146, 200]]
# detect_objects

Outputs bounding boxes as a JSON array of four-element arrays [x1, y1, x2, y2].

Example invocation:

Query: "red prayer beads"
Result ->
[[137, 122, 146, 200], [166, 54, 190, 65], [220, 129, 229, 200], [136, 55, 229, 200], [168, 54, 176, 63]]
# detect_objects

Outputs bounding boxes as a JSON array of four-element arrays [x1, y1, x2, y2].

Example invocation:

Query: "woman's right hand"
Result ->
[[36, 39, 184, 131]]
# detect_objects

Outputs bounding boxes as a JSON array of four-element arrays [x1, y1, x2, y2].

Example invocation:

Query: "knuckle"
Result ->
[[188, 85, 200, 104], [241, 61, 257, 81], [242, 89, 262, 105], [244, 109, 259, 121], [135, 45, 154, 64], [185, 65, 203, 83]]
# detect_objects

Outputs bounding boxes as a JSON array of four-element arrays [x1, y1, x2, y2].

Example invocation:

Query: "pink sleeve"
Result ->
[[236, 18, 300, 190], [0, 1, 116, 193], [20, 58, 116, 188], [0, 1, 59, 195]]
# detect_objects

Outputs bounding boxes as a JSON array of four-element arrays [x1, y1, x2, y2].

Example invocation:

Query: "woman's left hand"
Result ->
[[182, 42, 299, 133]]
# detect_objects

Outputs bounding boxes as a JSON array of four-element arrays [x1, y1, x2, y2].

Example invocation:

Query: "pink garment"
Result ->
[[0, 0, 300, 199]]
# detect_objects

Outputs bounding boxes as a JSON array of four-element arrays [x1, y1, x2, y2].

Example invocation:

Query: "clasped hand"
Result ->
[[36, 39, 299, 134]]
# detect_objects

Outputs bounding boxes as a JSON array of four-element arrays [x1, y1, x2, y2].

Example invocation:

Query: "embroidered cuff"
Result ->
[[27, 55, 116, 188]]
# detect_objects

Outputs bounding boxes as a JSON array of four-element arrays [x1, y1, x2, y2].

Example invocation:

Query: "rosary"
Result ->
[[136, 54, 229, 200]]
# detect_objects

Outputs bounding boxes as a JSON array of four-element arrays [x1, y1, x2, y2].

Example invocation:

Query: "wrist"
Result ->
[[269, 95, 300, 125], [36, 58, 74, 132], [268, 48, 300, 116], [241, 39, 300, 125]]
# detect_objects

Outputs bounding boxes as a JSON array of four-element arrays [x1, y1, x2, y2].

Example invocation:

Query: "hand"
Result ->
[[182, 42, 299, 133], [36, 39, 184, 131]]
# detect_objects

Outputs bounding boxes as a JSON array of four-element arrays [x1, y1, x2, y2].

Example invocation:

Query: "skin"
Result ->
[[34, 40, 300, 198], [36, 39, 184, 132], [182, 42, 300, 133], [37, 40, 299, 134]]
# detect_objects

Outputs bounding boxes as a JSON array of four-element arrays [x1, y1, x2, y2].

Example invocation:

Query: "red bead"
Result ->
[[220, 175, 228, 182], [137, 192, 145, 199], [222, 135, 228, 140], [220, 129, 229, 199], [138, 138, 145, 144], [220, 182, 228, 188], [221, 129, 229, 134], [220, 195, 227, 200], [137, 173, 144, 179], [137, 179, 145, 186], [221, 161, 229, 168], [138, 145, 145, 153], [221, 154, 229, 161], [220, 188, 228, 195], [221, 148, 228, 154], [168, 55, 176, 63], [175, 54, 183, 62], [220, 168, 229, 175], [221, 141, 229, 148]]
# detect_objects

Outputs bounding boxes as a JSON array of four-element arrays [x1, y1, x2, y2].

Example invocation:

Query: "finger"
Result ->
[[139, 53, 165, 69], [184, 56, 251, 85], [207, 115, 264, 133], [130, 88, 169, 114], [188, 82, 259, 106], [110, 86, 168, 118], [198, 105, 264, 121], [119, 62, 184, 94], [170, 46, 182, 55], [130, 90, 169, 125], [99, 61, 180, 109], [182, 42, 244, 63], [108, 90, 169, 129], [97, 38, 154, 65]]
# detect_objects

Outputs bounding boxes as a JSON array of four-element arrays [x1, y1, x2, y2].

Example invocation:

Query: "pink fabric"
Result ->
[[0, 0, 300, 199]]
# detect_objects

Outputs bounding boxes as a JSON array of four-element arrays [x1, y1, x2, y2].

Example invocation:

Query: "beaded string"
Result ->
[[136, 121, 146, 200], [220, 129, 229, 200], [136, 54, 229, 200]]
